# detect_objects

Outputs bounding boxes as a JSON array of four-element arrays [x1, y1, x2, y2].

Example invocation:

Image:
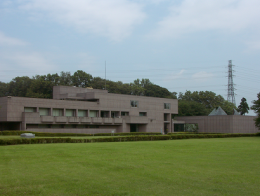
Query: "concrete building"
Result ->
[[0, 86, 178, 134]]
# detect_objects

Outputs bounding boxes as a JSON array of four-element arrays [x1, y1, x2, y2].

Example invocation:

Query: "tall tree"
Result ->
[[251, 92, 260, 129], [178, 100, 208, 116], [72, 70, 93, 87], [59, 71, 73, 86], [178, 90, 236, 115], [0, 82, 9, 97], [237, 97, 249, 115], [8, 76, 32, 97]]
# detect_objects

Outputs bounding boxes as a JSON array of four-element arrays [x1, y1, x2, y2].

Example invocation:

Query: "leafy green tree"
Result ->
[[178, 90, 236, 116], [130, 79, 145, 96], [27, 75, 53, 98], [8, 76, 32, 97], [178, 100, 208, 116], [59, 71, 73, 86], [72, 70, 93, 87], [251, 92, 260, 129], [0, 82, 9, 97], [237, 97, 249, 115], [221, 100, 237, 115]]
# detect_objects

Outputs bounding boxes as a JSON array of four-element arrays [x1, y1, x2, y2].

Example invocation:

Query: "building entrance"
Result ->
[[130, 124, 139, 132]]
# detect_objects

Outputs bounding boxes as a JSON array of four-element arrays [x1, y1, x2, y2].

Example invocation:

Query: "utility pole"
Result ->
[[105, 61, 106, 90], [227, 60, 236, 106]]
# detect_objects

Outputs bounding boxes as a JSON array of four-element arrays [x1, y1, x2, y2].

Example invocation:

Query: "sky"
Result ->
[[0, 0, 260, 115]]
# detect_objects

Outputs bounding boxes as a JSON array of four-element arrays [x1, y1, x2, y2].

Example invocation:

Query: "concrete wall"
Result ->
[[0, 97, 8, 121], [175, 115, 259, 133]]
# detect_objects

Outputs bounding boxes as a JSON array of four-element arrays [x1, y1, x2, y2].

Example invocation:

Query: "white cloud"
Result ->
[[245, 40, 260, 51], [165, 69, 185, 81], [192, 71, 213, 82], [18, 0, 146, 41], [134, 0, 168, 4], [0, 51, 56, 73], [151, 0, 260, 38], [0, 32, 28, 46], [0, 35, 57, 81]]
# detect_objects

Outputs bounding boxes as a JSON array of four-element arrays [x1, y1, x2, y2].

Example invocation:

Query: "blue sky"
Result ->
[[0, 0, 260, 115]]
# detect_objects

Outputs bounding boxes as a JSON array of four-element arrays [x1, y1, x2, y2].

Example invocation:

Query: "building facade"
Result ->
[[0, 86, 178, 134]]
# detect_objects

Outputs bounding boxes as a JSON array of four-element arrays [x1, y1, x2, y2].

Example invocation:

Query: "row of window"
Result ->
[[24, 107, 149, 117], [24, 107, 130, 117], [131, 100, 171, 109]]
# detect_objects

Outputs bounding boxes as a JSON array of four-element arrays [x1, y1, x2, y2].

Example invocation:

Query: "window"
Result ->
[[66, 109, 75, 117], [131, 100, 138, 107], [89, 110, 98, 117], [24, 107, 36, 112], [121, 111, 129, 116], [53, 109, 63, 116], [39, 108, 49, 116], [164, 103, 171, 109], [111, 111, 120, 118], [101, 111, 109, 117], [78, 110, 87, 117], [139, 112, 147, 116], [39, 124, 49, 128]]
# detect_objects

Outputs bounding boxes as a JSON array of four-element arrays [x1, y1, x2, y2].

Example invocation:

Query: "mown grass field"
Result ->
[[0, 137, 259, 196]]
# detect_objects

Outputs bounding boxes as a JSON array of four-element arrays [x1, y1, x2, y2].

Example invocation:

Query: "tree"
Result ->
[[72, 70, 93, 87], [59, 71, 73, 86], [177, 90, 236, 116], [237, 97, 249, 115], [251, 92, 260, 129], [8, 76, 32, 97], [0, 82, 9, 97], [178, 100, 208, 116]]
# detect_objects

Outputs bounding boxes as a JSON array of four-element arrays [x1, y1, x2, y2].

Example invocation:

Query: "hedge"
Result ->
[[0, 133, 258, 146]]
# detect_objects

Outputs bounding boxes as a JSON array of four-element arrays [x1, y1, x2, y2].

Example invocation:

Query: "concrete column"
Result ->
[[22, 112, 26, 130]]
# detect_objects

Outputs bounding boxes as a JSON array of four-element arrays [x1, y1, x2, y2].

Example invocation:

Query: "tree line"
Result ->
[[0, 70, 176, 99], [0, 70, 238, 116]]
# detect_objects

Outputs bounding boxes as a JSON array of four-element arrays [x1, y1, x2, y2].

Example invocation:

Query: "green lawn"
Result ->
[[0, 137, 259, 196]]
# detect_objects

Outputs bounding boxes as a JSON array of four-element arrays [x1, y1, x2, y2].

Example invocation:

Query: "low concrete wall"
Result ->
[[27, 128, 116, 134], [175, 115, 259, 133]]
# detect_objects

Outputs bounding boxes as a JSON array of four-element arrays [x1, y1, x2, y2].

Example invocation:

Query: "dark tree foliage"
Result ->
[[0, 82, 9, 97], [8, 76, 32, 97], [0, 71, 176, 100], [178, 100, 208, 116], [237, 97, 249, 115], [177, 90, 236, 116], [72, 70, 93, 87], [251, 92, 260, 129]]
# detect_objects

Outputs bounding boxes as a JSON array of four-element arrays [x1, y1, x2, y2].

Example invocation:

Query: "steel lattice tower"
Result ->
[[227, 60, 236, 105]]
